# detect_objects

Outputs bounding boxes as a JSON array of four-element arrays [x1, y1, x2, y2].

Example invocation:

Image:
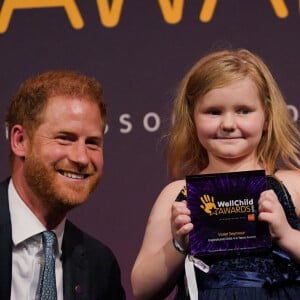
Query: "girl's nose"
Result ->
[[220, 113, 236, 132]]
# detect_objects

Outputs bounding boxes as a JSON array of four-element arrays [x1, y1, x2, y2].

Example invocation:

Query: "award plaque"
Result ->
[[186, 170, 271, 257]]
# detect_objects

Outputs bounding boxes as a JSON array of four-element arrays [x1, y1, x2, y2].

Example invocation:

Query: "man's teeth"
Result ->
[[62, 172, 85, 179]]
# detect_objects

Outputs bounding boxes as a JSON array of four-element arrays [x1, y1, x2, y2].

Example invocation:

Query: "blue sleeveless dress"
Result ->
[[174, 176, 300, 299]]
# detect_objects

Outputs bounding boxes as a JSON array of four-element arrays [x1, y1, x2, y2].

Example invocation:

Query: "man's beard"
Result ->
[[23, 153, 100, 213]]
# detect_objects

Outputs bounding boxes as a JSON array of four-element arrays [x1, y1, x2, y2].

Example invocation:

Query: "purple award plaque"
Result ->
[[186, 170, 271, 257]]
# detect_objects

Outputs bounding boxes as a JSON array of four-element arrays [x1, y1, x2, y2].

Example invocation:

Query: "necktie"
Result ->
[[38, 231, 57, 300]]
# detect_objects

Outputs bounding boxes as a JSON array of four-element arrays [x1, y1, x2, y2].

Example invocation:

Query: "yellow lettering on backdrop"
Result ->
[[0, 0, 294, 33], [270, 0, 288, 18], [159, 0, 217, 24], [158, 0, 184, 24], [199, 0, 217, 22], [0, 0, 84, 33], [96, 0, 124, 28], [199, 0, 290, 22], [159, 0, 291, 24]]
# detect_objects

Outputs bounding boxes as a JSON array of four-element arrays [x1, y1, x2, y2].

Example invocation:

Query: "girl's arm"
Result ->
[[131, 180, 193, 299]]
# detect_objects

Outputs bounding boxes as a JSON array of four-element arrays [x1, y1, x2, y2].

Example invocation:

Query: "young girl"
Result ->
[[131, 49, 300, 299]]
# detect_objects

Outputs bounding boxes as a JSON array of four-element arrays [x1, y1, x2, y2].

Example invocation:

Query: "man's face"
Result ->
[[23, 96, 104, 212]]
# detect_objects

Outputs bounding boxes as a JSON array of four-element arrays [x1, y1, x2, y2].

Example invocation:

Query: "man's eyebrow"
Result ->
[[55, 131, 103, 140]]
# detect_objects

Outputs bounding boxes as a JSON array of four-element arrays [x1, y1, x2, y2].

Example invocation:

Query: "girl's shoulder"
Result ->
[[149, 179, 186, 218], [274, 169, 300, 186], [158, 179, 186, 199], [153, 180, 185, 207]]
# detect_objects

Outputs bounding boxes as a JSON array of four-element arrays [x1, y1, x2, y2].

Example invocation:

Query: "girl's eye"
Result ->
[[209, 110, 221, 115], [238, 108, 250, 115]]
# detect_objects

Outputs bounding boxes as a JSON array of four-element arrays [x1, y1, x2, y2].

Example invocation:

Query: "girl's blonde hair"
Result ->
[[167, 49, 300, 180]]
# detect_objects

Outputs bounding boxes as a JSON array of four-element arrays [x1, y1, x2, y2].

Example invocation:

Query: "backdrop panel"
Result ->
[[0, 1, 299, 299]]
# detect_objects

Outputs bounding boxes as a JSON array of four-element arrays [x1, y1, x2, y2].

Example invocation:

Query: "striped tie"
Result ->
[[39, 231, 57, 300]]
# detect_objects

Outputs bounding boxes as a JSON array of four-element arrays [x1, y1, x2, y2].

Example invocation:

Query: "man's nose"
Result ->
[[69, 141, 89, 166]]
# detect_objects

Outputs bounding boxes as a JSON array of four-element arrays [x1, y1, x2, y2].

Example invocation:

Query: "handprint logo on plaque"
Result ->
[[200, 194, 217, 216]]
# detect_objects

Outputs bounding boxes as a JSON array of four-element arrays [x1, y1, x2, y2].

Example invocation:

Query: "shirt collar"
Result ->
[[8, 179, 65, 254]]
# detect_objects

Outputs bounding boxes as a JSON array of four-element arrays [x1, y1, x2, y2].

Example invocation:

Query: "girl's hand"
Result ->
[[258, 189, 292, 244], [170, 200, 193, 251]]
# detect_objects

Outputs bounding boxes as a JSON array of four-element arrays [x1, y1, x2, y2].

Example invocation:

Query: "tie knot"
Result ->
[[42, 231, 56, 248]]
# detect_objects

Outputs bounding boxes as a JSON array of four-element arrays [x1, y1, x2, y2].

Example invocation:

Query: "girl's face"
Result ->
[[193, 77, 267, 168]]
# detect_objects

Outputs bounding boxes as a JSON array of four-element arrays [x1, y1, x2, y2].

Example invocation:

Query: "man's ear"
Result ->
[[10, 125, 29, 158]]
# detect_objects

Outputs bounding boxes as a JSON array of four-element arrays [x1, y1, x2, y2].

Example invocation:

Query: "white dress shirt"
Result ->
[[8, 179, 65, 300]]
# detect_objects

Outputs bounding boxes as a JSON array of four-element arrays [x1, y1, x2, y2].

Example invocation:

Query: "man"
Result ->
[[0, 70, 125, 299]]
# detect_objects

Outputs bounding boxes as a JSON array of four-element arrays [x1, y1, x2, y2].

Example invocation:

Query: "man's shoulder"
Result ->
[[63, 220, 116, 260], [0, 177, 10, 190], [0, 178, 11, 221]]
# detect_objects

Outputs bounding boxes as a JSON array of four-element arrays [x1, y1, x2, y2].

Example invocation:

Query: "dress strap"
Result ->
[[175, 186, 187, 202], [266, 176, 299, 229]]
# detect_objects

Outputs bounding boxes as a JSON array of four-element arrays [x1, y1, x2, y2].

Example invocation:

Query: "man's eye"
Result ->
[[56, 136, 72, 143], [57, 136, 69, 141], [87, 139, 102, 149]]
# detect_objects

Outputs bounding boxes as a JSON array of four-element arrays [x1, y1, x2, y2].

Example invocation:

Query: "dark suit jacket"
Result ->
[[0, 178, 125, 299]]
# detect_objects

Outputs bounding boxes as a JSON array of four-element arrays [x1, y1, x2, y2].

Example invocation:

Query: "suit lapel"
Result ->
[[0, 178, 13, 300], [62, 221, 89, 300]]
